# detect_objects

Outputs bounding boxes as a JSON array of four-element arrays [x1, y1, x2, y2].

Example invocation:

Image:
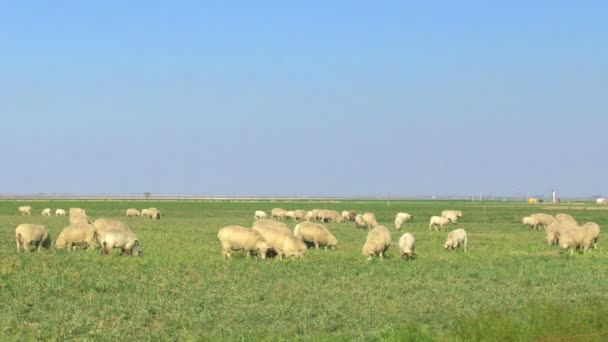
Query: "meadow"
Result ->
[[1, 199, 607, 341]]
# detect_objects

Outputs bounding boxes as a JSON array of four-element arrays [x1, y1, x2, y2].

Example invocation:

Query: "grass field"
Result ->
[[1, 200, 607, 341]]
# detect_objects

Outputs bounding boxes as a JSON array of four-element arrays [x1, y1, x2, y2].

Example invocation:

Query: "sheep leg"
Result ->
[[314, 242, 319, 249], [16, 238, 21, 253], [463, 238, 468, 253]]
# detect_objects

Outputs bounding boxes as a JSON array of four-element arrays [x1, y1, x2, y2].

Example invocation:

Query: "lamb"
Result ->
[[55, 223, 97, 251], [355, 214, 367, 229], [100, 229, 141, 256], [293, 210, 307, 221], [444, 228, 468, 252], [293, 221, 337, 250], [530, 213, 556, 229], [441, 210, 462, 222], [15, 224, 51, 252], [271, 208, 287, 220], [217, 225, 269, 259], [398, 233, 416, 259], [429, 216, 451, 231], [582, 222, 600, 250], [41, 208, 52, 216], [362, 212, 378, 229], [252, 219, 306, 259], [318, 210, 343, 223], [558, 226, 587, 254], [55, 209, 67, 216], [126, 208, 141, 217], [362, 225, 391, 260], [254, 210, 268, 220], [555, 213, 577, 225], [522, 216, 541, 230], [18, 205, 32, 216]]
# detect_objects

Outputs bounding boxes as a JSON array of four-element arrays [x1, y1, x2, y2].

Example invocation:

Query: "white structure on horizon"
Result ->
[[552, 190, 557, 203]]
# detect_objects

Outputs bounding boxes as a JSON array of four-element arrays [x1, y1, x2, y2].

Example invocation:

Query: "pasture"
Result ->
[[1, 200, 607, 340]]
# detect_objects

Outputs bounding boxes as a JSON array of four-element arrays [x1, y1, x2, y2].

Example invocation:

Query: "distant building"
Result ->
[[597, 197, 608, 205], [528, 197, 539, 204]]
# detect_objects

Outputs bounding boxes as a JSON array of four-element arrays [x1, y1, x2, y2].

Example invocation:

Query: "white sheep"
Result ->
[[18, 206, 32, 216], [582, 222, 600, 251], [555, 213, 577, 225], [285, 211, 296, 220], [141, 208, 150, 218], [126, 208, 141, 217], [217, 225, 269, 259], [395, 212, 414, 223], [441, 210, 462, 222], [55, 223, 97, 251], [355, 214, 367, 229], [100, 229, 141, 256], [254, 210, 268, 220], [55, 209, 67, 216], [398, 233, 416, 259], [362, 225, 391, 260], [271, 208, 287, 220], [318, 210, 343, 223], [530, 213, 556, 229], [69, 213, 92, 226], [341, 211, 350, 221], [146, 207, 161, 220], [41, 208, 52, 216], [429, 216, 451, 231], [558, 226, 587, 254], [362, 212, 378, 229], [522, 216, 541, 230], [545, 221, 578, 246], [444, 228, 468, 252], [252, 219, 306, 259], [395, 216, 407, 230], [293, 221, 337, 250], [294, 210, 307, 221], [93, 218, 134, 243], [15, 224, 51, 252], [69, 207, 86, 216], [305, 211, 314, 221]]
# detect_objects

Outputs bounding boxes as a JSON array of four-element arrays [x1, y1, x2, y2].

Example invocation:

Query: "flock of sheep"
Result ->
[[522, 213, 601, 254], [13, 206, 162, 255], [219, 208, 469, 260]]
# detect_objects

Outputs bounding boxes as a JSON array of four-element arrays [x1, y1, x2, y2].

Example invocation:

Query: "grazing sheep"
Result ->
[[252, 220, 306, 259], [362, 225, 391, 260], [362, 212, 378, 229], [355, 214, 367, 229], [93, 218, 133, 243], [18, 206, 32, 216], [582, 222, 600, 250], [285, 211, 296, 220], [522, 216, 541, 230], [69, 208, 86, 216], [55, 209, 67, 216], [429, 216, 451, 231], [555, 213, 577, 225], [294, 210, 307, 221], [545, 221, 578, 246], [558, 226, 587, 254], [15, 224, 51, 252], [126, 208, 141, 217], [444, 228, 468, 252], [318, 210, 343, 223], [254, 210, 268, 220], [441, 210, 462, 222], [100, 229, 141, 256], [347, 210, 357, 221], [398, 233, 416, 259], [141, 208, 150, 218], [530, 213, 556, 229], [217, 226, 269, 259], [310, 209, 322, 221], [396, 212, 414, 222], [55, 223, 97, 251], [69, 213, 92, 226], [146, 208, 161, 220], [395, 216, 408, 230], [305, 211, 314, 221], [293, 221, 337, 250], [41, 208, 52, 216], [271, 208, 287, 220], [341, 211, 350, 221]]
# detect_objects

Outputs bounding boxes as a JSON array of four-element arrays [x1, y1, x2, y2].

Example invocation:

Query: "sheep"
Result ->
[[293, 221, 337, 250], [285, 211, 296, 220], [18, 205, 32, 216], [582, 222, 600, 251], [398, 233, 416, 259], [318, 210, 343, 223], [69, 208, 86, 216], [100, 229, 141, 256], [55, 209, 67, 216], [558, 226, 587, 255], [254, 210, 268, 220], [311, 209, 322, 221], [294, 210, 307, 221], [55, 223, 97, 251], [217, 225, 269, 259], [530, 213, 556, 229], [555, 213, 577, 225], [93, 218, 133, 243], [395, 212, 414, 223], [141, 208, 150, 218], [441, 210, 462, 222], [522, 216, 541, 230], [347, 210, 357, 221], [341, 211, 350, 221], [304, 211, 314, 221], [395, 216, 408, 230], [41, 208, 51, 216], [444, 228, 468, 252], [362, 225, 391, 260], [362, 212, 378, 229], [146, 207, 161, 220], [252, 219, 306, 259], [126, 208, 141, 217], [355, 214, 367, 229], [15, 224, 51, 252], [271, 208, 287, 220], [545, 221, 578, 246], [429, 216, 451, 231], [69, 213, 92, 226]]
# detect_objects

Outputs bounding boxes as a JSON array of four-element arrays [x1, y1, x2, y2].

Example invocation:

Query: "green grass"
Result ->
[[1, 200, 607, 340]]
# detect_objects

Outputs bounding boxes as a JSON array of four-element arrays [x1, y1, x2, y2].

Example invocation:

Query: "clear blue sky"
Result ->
[[1, 1, 606, 197]]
